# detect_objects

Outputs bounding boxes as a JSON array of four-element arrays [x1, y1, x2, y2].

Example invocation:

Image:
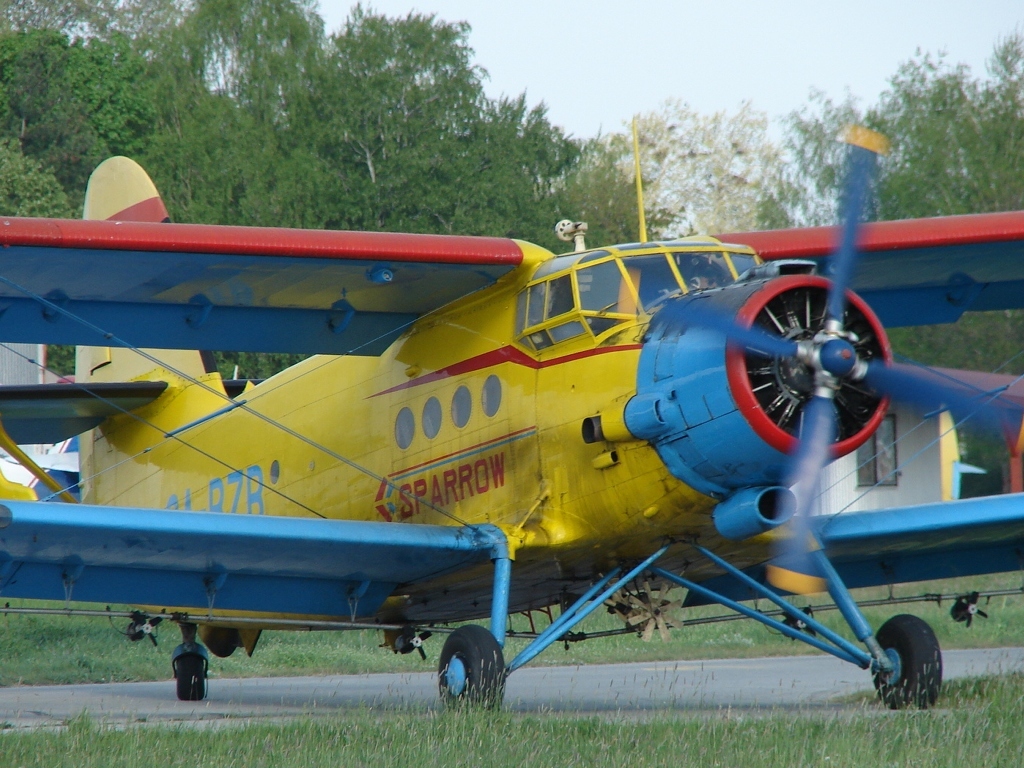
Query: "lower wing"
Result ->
[[0, 501, 503, 619]]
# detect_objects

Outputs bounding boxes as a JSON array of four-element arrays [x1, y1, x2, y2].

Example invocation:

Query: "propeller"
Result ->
[[606, 579, 682, 642], [950, 592, 989, 628], [670, 126, 1022, 593], [652, 126, 1024, 595], [762, 126, 889, 594]]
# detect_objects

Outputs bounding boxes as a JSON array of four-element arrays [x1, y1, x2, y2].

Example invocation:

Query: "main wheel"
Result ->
[[873, 614, 942, 709], [173, 653, 208, 701], [438, 625, 505, 709]]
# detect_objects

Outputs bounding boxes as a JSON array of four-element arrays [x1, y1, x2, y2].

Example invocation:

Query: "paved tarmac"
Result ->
[[2, 647, 1023, 728]]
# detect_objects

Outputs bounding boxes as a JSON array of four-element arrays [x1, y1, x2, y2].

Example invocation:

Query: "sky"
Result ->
[[316, 1, 1024, 140]]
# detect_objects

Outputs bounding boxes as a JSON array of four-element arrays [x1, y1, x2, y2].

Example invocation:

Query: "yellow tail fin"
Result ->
[[76, 158, 222, 505], [83, 156, 170, 223]]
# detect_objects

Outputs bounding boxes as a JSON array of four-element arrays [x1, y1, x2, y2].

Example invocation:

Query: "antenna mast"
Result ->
[[632, 116, 648, 243]]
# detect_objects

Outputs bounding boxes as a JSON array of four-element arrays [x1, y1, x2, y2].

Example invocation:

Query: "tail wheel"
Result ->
[[438, 625, 505, 709], [873, 614, 942, 709], [173, 653, 208, 701]]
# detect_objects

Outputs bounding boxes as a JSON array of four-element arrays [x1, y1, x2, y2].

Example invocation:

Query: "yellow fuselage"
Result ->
[[76, 239, 762, 621]]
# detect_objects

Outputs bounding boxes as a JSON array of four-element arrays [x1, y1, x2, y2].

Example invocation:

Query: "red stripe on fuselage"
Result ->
[[370, 344, 643, 398], [393, 426, 537, 475]]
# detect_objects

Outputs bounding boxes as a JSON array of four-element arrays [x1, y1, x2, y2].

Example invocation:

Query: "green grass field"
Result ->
[[0, 673, 1022, 767], [2, 572, 1023, 687]]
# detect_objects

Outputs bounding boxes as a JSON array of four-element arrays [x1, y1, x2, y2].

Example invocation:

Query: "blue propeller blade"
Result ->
[[825, 143, 879, 325], [786, 395, 837, 517], [767, 128, 888, 594], [653, 300, 800, 359], [863, 360, 1024, 438]]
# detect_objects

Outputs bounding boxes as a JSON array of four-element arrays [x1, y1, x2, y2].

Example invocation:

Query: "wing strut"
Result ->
[[0, 419, 76, 503]]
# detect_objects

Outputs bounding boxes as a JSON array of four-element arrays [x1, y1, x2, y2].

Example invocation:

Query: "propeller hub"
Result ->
[[818, 337, 858, 378]]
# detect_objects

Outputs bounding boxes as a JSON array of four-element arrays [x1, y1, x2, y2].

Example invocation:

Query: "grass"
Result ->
[[2, 673, 1024, 767], [2, 572, 1023, 687]]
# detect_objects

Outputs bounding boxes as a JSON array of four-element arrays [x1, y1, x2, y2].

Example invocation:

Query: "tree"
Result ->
[[0, 0, 191, 47], [0, 137, 72, 216], [0, 29, 154, 210], [756, 90, 863, 229], [560, 100, 781, 245], [633, 100, 782, 237], [291, 7, 578, 248], [759, 34, 1024, 228], [873, 35, 1024, 219], [555, 136, 653, 248]]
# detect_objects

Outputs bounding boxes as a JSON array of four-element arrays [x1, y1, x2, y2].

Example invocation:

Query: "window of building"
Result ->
[[856, 414, 897, 486]]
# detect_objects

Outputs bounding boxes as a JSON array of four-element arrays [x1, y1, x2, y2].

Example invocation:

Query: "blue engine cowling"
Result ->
[[623, 274, 890, 499]]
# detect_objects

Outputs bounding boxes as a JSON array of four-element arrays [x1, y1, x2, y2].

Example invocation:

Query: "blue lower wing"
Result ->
[[819, 494, 1024, 588], [679, 494, 1024, 607], [0, 502, 503, 619]]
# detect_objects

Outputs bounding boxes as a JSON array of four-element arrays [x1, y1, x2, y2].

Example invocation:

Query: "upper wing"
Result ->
[[0, 500, 504, 619], [721, 211, 1024, 327], [0, 217, 527, 355]]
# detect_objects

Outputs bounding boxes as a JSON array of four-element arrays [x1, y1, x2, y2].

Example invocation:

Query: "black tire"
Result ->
[[173, 653, 208, 701], [873, 614, 942, 709], [437, 625, 505, 709]]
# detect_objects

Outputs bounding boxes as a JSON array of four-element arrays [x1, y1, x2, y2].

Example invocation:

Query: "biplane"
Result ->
[[2, 129, 1024, 709]]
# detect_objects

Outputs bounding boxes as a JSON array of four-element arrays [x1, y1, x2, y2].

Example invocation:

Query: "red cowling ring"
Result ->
[[724, 274, 892, 458]]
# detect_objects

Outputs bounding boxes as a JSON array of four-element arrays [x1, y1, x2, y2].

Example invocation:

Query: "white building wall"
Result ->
[[818, 402, 945, 515], [0, 343, 44, 385]]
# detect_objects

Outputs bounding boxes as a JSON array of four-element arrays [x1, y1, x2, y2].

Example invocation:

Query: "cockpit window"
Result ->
[[515, 246, 760, 352], [578, 260, 634, 314], [729, 252, 756, 278], [546, 274, 575, 319], [625, 254, 682, 311], [672, 251, 733, 292], [526, 281, 546, 327], [532, 253, 581, 279]]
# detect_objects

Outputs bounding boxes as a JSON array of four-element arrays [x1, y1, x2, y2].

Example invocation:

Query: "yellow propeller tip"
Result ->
[[842, 125, 890, 156], [766, 565, 827, 595]]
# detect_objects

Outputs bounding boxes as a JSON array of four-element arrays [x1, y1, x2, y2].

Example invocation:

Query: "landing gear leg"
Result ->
[[438, 625, 505, 709], [171, 622, 209, 701], [873, 614, 942, 709]]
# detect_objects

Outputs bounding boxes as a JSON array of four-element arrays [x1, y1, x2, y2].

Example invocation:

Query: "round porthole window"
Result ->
[[482, 374, 502, 417], [395, 407, 415, 449], [452, 385, 472, 428], [422, 396, 442, 439]]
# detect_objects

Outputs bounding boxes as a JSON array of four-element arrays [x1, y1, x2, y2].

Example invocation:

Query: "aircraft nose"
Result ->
[[621, 276, 889, 498]]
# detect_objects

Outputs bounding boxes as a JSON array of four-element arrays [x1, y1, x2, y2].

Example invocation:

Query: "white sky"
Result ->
[[317, 1, 1024, 140]]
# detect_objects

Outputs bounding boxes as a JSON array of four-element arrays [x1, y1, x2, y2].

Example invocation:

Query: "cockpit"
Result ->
[[515, 239, 760, 351]]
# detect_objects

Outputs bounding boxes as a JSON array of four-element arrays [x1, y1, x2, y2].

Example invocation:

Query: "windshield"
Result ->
[[672, 251, 734, 292]]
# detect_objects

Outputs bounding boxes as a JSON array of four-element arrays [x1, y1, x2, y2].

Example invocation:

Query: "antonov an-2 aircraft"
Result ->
[[2, 130, 1024, 709]]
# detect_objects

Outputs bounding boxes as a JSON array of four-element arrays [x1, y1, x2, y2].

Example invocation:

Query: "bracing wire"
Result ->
[[0, 274, 482, 527], [0, 342, 326, 517], [818, 352, 1024, 523]]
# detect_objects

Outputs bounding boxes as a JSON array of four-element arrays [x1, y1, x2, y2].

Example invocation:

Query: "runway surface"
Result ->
[[2, 647, 1022, 728]]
